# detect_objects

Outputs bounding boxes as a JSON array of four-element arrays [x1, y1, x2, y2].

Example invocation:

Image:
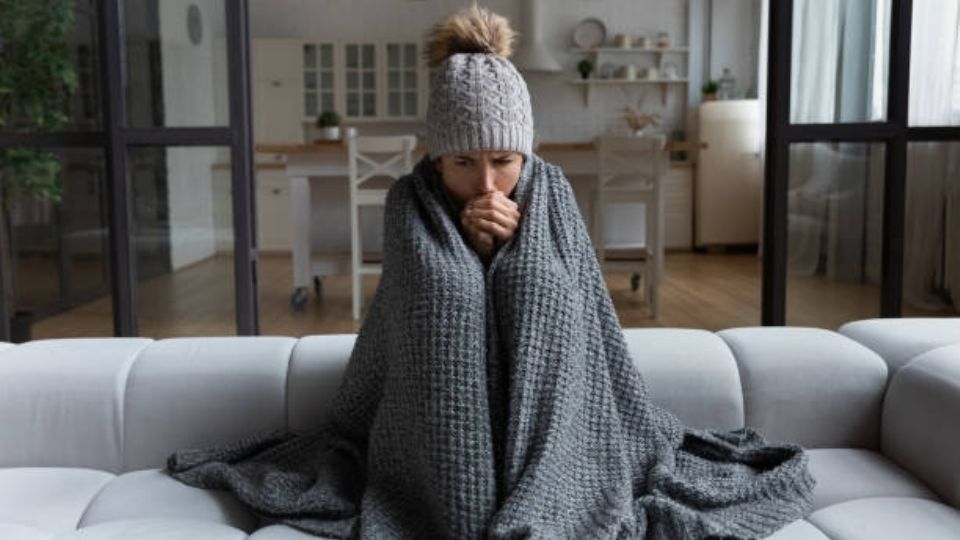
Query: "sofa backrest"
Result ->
[[0, 327, 888, 472]]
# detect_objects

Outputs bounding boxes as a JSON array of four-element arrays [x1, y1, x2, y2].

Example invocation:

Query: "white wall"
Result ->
[[708, 0, 761, 98], [159, 0, 229, 270]]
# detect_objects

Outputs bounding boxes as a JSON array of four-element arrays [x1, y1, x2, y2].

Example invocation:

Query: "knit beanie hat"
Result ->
[[424, 3, 534, 160]]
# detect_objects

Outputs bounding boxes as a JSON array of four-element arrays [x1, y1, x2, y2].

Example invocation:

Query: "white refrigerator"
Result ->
[[695, 100, 763, 248]]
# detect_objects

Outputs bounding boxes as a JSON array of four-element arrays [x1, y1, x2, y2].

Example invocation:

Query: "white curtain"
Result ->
[[785, 0, 885, 283], [904, 0, 960, 312], [759, 0, 959, 312]]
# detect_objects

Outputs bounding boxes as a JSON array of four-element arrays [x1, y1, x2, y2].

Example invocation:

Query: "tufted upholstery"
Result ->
[[1, 321, 958, 539]]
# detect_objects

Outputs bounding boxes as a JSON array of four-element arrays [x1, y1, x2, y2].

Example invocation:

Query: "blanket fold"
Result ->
[[167, 153, 814, 539]]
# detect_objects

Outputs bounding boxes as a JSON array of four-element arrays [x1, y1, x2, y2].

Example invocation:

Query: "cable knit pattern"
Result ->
[[166, 154, 815, 539], [426, 53, 533, 159]]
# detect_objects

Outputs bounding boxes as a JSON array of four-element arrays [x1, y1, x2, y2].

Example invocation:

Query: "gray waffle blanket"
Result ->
[[167, 153, 815, 539]]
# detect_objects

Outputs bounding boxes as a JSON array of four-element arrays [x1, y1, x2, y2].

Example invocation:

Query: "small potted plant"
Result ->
[[701, 80, 719, 101], [577, 58, 594, 80], [316, 110, 341, 140]]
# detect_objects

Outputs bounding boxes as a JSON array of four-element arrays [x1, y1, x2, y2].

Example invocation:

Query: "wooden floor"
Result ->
[[30, 251, 952, 339]]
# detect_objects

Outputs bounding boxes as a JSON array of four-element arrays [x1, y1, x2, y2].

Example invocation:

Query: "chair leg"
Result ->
[[351, 203, 362, 321]]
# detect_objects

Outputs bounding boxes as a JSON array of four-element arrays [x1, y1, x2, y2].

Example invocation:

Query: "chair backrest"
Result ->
[[347, 135, 417, 195], [595, 134, 667, 190]]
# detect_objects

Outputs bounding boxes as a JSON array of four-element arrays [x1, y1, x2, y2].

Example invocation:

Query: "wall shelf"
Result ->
[[568, 79, 689, 107], [570, 47, 689, 54]]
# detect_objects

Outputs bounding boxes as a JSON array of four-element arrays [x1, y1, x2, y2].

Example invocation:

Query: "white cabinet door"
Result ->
[[663, 165, 693, 250], [252, 39, 303, 83], [252, 39, 305, 152], [256, 168, 292, 252]]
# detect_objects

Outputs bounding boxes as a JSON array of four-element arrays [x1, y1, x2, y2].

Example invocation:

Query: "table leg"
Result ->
[[290, 176, 311, 291]]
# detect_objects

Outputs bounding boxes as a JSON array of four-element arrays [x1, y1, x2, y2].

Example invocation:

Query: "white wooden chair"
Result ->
[[592, 134, 668, 318], [348, 135, 416, 320]]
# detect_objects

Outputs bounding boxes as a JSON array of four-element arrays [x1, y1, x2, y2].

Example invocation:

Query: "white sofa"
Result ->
[[1, 319, 959, 539]]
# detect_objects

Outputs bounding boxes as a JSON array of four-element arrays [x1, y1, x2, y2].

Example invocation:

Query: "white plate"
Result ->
[[573, 18, 607, 50]]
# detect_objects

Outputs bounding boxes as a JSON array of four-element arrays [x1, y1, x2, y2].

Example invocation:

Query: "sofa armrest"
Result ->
[[881, 343, 960, 510]]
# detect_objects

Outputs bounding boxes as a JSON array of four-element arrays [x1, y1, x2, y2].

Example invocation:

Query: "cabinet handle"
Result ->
[[272, 188, 282, 195], [271, 80, 281, 87]]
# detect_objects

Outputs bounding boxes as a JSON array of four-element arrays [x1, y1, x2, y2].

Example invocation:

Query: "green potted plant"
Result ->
[[701, 80, 719, 101], [576, 58, 594, 80], [316, 110, 341, 140], [0, 0, 77, 342]]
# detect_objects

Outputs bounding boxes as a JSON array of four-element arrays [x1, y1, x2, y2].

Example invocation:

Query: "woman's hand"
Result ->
[[460, 191, 521, 260]]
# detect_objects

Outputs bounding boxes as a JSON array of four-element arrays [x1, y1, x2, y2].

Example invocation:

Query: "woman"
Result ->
[[167, 5, 815, 539]]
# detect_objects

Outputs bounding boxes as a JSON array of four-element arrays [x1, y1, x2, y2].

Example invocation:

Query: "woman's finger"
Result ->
[[469, 216, 513, 242], [464, 207, 518, 231]]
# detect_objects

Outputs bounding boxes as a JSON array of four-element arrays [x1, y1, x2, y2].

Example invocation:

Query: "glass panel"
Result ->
[[404, 44, 417, 67], [346, 45, 358, 68], [903, 142, 960, 314], [303, 44, 316, 68], [387, 44, 400, 67], [129, 146, 236, 336], [347, 93, 359, 116], [388, 92, 401, 116], [305, 92, 317, 116], [362, 72, 375, 90], [404, 92, 417, 116], [346, 72, 358, 89], [362, 44, 375, 68], [321, 72, 333, 89], [404, 71, 417, 90], [388, 71, 400, 90], [304, 71, 317, 90], [320, 44, 333, 68], [1, 147, 113, 339], [321, 93, 334, 113], [790, 0, 890, 123], [786, 142, 885, 327], [908, 0, 960, 126], [0, 1, 102, 132], [124, 0, 230, 128], [362, 93, 376, 116]]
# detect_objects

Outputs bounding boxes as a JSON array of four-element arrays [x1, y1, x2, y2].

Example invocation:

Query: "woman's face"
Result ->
[[434, 150, 524, 206]]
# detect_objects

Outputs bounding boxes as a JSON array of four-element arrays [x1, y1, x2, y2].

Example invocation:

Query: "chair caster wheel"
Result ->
[[290, 287, 308, 311]]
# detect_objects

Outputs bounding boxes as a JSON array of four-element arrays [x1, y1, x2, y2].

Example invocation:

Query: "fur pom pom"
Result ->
[[424, 3, 517, 68]]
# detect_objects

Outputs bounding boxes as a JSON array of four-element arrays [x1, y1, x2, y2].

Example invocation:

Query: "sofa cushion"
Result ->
[[249, 524, 337, 539], [0, 523, 55, 540], [807, 497, 960, 539], [622, 329, 744, 430], [839, 318, 960, 373], [805, 448, 938, 510], [0, 468, 113, 535], [0, 339, 152, 471], [286, 335, 355, 433], [762, 519, 829, 539], [718, 328, 887, 449], [78, 469, 257, 532], [881, 343, 960, 509], [53, 518, 247, 539], [122, 337, 296, 471]]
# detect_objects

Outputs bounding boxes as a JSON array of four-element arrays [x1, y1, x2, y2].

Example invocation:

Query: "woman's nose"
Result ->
[[478, 165, 497, 194]]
